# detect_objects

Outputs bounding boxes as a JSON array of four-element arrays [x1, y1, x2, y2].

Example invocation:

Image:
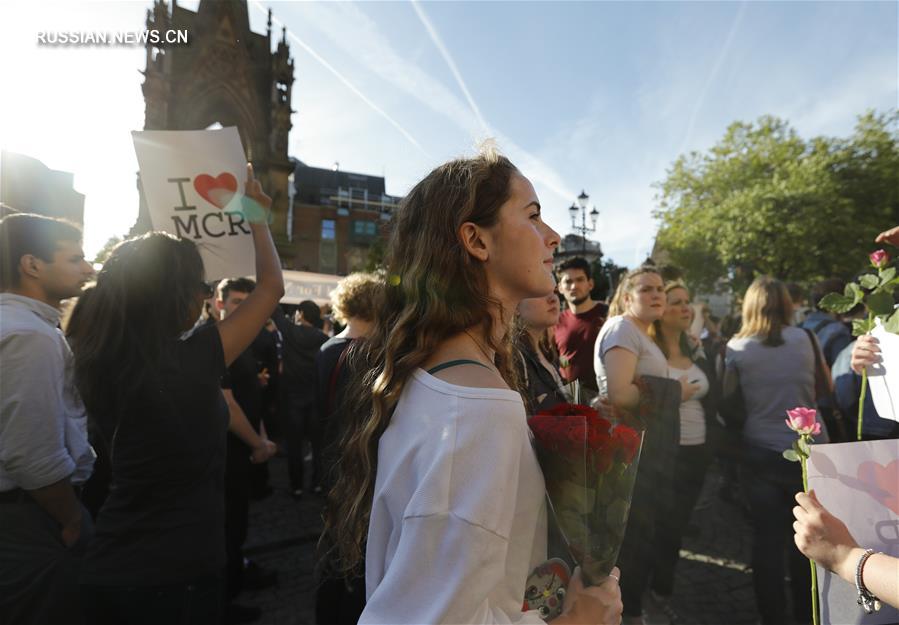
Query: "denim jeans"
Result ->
[[741, 445, 811, 625]]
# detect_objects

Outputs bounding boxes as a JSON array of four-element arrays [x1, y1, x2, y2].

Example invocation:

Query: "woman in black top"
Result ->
[[515, 291, 572, 414], [72, 165, 284, 625]]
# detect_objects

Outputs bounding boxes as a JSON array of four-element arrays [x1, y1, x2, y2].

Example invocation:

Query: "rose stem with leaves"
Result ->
[[857, 317, 871, 442], [799, 436, 819, 625], [785, 409, 821, 625]]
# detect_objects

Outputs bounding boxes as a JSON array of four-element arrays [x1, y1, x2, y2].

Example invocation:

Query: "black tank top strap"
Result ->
[[426, 359, 492, 376]]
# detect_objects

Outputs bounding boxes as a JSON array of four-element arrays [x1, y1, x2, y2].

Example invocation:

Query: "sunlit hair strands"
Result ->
[[323, 145, 525, 574]]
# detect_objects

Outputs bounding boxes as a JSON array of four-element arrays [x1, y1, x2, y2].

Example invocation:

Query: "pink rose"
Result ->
[[785, 407, 821, 436], [870, 249, 890, 269]]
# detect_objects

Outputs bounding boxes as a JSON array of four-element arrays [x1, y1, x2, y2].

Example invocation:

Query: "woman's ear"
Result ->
[[459, 221, 489, 262]]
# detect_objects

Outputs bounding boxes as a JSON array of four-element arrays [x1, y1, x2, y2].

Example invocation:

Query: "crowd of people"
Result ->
[[1, 151, 898, 625]]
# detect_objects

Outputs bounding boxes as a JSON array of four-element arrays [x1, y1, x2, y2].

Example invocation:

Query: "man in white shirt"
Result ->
[[0, 213, 96, 624]]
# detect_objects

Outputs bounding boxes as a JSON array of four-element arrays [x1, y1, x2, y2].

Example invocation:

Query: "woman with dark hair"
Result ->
[[73, 165, 284, 625], [724, 276, 828, 625], [324, 147, 622, 625], [514, 291, 572, 413]]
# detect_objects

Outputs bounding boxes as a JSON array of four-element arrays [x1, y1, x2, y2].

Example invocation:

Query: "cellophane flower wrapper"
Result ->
[[528, 403, 644, 586]]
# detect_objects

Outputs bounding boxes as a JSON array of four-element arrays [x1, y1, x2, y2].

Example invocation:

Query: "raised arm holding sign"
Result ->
[[217, 163, 284, 367]]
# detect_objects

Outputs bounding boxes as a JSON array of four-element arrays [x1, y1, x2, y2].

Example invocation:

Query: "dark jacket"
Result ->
[[630, 374, 682, 521], [695, 346, 720, 435], [272, 306, 328, 404], [515, 338, 570, 414]]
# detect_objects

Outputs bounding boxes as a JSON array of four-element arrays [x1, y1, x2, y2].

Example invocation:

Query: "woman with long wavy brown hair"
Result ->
[[323, 146, 622, 625]]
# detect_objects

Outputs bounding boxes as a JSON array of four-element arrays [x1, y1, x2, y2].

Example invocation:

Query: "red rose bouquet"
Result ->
[[528, 403, 644, 585]]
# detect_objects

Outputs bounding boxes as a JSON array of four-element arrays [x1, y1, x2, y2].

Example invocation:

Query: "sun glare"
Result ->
[[0, 1, 148, 257]]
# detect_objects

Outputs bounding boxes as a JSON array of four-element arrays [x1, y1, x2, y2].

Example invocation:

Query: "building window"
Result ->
[[353, 220, 377, 237], [320, 187, 336, 206], [337, 187, 349, 209], [321, 219, 335, 240]]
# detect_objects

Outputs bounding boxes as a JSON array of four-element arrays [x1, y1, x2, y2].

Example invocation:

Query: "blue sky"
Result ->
[[1, 0, 896, 266]]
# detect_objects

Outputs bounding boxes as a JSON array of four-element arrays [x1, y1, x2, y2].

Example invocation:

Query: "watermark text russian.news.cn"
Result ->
[[37, 30, 190, 46]]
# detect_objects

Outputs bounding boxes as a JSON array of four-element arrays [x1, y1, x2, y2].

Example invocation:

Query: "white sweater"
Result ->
[[361, 369, 548, 625]]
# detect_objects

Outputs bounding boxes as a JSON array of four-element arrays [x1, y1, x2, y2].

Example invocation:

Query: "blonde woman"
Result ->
[[593, 266, 680, 625], [325, 149, 622, 625], [647, 282, 717, 614], [724, 276, 828, 625]]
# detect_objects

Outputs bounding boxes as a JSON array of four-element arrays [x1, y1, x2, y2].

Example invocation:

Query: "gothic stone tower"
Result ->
[[134, 0, 295, 261]]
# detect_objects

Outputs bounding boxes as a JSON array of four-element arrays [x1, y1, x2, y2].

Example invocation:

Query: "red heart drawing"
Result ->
[[193, 172, 238, 209], [857, 460, 899, 515]]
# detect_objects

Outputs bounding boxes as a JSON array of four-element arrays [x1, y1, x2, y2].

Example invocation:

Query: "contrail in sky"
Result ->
[[249, 0, 430, 158], [679, 1, 748, 156], [408, 1, 576, 203], [410, 0, 490, 137]]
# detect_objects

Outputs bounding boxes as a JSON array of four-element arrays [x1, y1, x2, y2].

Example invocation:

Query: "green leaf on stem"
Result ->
[[860, 274, 880, 290], [783, 449, 800, 462], [884, 308, 899, 334], [852, 317, 875, 336], [845, 282, 864, 306], [818, 293, 854, 314], [797, 437, 811, 456], [880, 267, 897, 286], [867, 291, 894, 316]]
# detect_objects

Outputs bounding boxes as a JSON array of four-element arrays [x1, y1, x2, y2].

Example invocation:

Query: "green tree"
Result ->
[[93, 235, 123, 264], [363, 235, 386, 272], [590, 257, 627, 302], [653, 110, 899, 294]]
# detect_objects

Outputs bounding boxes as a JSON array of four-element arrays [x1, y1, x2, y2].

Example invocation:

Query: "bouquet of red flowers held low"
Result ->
[[528, 402, 644, 586]]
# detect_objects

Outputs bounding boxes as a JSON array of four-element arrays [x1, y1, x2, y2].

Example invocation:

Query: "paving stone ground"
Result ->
[[238, 456, 810, 625]]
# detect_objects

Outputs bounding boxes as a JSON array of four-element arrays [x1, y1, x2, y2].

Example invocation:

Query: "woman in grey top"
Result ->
[[724, 276, 828, 625], [593, 266, 679, 625]]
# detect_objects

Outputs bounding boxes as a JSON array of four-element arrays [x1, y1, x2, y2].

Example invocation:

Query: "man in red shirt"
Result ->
[[554, 257, 608, 393]]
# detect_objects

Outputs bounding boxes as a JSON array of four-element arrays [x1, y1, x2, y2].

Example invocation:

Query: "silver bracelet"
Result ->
[[855, 548, 882, 614]]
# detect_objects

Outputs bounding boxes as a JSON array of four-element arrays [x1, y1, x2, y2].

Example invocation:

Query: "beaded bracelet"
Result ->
[[855, 548, 882, 614]]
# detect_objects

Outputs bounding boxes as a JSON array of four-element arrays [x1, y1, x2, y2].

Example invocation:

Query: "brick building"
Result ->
[[283, 160, 400, 274]]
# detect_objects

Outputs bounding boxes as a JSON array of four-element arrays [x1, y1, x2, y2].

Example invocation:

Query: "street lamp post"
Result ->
[[568, 189, 599, 254]]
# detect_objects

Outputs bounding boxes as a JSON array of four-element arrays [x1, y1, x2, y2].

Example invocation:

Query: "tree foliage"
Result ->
[[591, 257, 627, 302], [93, 235, 123, 264], [653, 110, 899, 293]]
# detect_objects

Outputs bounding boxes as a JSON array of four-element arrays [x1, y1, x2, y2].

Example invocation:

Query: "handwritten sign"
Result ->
[[808, 439, 899, 624], [132, 127, 254, 281]]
